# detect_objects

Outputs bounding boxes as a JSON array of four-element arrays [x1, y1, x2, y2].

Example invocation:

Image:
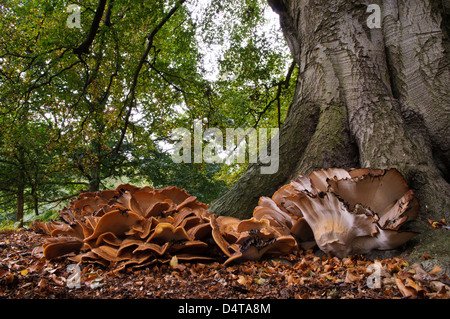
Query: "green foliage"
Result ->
[[0, 0, 294, 225], [130, 144, 228, 204]]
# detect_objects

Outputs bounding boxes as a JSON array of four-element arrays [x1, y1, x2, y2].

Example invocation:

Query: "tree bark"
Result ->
[[16, 147, 25, 227], [31, 184, 39, 216], [382, 0, 450, 181], [16, 182, 24, 227], [88, 164, 101, 192], [210, 0, 450, 267], [73, 0, 108, 55]]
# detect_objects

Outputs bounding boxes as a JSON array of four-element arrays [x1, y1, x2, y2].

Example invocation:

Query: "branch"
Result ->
[[148, 63, 187, 94], [113, 0, 186, 154], [104, 0, 114, 27], [26, 48, 78, 92], [146, 0, 187, 42], [284, 60, 296, 88], [73, 0, 108, 55], [253, 60, 297, 128]]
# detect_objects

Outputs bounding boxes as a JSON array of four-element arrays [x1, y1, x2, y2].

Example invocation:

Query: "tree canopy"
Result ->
[[0, 0, 295, 226]]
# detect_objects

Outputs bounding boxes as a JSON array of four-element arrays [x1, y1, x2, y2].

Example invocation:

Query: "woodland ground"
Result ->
[[0, 228, 449, 300]]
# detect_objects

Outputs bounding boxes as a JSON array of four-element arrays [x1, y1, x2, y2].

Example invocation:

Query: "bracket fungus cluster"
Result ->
[[210, 205, 298, 265], [35, 184, 297, 268], [275, 168, 419, 258], [35, 185, 216, 270], [36, 168, 419, 268]]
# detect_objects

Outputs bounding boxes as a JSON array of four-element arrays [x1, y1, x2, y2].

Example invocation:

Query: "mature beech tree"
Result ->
[[211, 0, 449, 265]]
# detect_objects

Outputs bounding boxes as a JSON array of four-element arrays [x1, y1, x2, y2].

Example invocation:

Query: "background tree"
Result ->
[[0, 0, 294, 222], [1, 0, 209, 220]]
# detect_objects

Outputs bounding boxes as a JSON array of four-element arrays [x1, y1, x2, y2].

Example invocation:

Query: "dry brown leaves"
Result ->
[[427, 218, 450, 230], [1, 228, 449, 299]]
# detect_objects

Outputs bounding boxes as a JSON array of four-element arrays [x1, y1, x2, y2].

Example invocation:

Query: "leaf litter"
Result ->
[[0, 228, 448, 299]]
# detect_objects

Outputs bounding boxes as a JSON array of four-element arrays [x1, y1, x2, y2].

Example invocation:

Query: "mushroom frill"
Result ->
[[275, 168, 419, 258], [35, 168, 419, 268]]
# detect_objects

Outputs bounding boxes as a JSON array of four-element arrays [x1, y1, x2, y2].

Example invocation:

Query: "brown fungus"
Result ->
[[286, 168, 418, 257], [39, 169, 418, 268]]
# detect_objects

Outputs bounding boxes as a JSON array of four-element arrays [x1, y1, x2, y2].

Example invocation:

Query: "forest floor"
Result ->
[[1, 228, 449, 299]]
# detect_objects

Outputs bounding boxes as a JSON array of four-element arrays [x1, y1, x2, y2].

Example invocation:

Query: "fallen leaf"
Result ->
[[405, 277, 421, 291], [237, 275, 248, 285], [395, 274, 416, 298], [345, 270, 361, 283], [29, 260, 45, 272], [31, 246, 44, 257], [209, 285, 219, 292], [4, 273, 15, 285], [38, 278, 48, 291], [50, 273, 65, 286], [435, 285, 450, 299], [87, 278, 104, 289], [427, 218, 450, 230], [299, 292, 310, 299], [429, 265, 442, 276], [429, 280, 449, 294]]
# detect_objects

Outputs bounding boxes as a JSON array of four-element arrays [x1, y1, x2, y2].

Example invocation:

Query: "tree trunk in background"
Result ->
[[16, 147, 25, 228], [16, 182, 24, 228], [211, 0, 450, 267], [88, 140, 103, 192], [88, 162, 101, 192]]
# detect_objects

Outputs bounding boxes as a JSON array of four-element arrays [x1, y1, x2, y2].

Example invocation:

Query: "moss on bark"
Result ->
[[293, 102, 358, 176]]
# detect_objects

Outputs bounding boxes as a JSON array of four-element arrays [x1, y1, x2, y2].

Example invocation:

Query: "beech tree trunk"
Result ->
[[210, 0, 450, 266]]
